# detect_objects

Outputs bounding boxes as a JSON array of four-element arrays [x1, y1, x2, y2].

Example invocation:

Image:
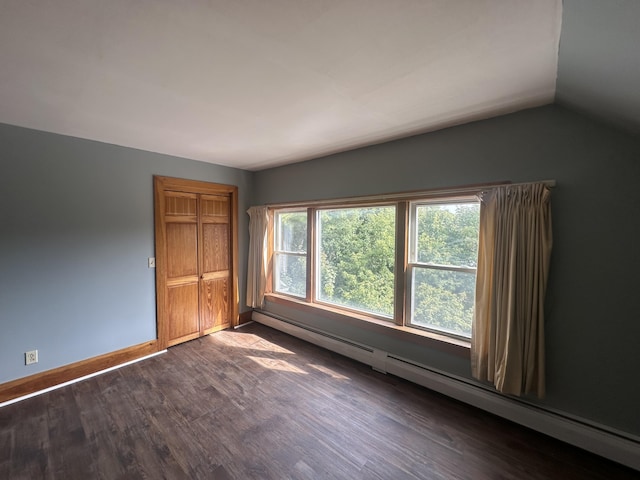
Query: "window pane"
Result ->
[[317, 206, 395, 318], [415, 203, 479, 266], [274, 210, 307, 297], [410, 267, 475, 337], [277, 211, 307, 252], [275, 253, 306, 297]]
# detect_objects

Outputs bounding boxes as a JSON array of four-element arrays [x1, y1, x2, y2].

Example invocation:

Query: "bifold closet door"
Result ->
[[164, 192, 200, 346], [199, 194, 231, 335], [155, 176, 238, 350]]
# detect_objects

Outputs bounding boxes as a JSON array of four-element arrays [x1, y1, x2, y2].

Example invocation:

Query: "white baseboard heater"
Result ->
[[252, 311, 639, 471]]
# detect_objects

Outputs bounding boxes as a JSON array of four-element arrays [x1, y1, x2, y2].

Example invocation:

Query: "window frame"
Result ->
[[313, 202, 398, 322], [273, 208, 309, 299], [268, 188, 482, 344], [405, 196, 480, 340]]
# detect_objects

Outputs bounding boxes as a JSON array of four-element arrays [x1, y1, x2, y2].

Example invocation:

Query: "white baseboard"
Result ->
[[0, 350, 166, 408], [252, 311, 639, 471]]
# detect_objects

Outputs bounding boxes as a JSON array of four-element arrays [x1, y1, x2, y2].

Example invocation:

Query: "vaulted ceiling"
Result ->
[[0, 1, 638, 171]]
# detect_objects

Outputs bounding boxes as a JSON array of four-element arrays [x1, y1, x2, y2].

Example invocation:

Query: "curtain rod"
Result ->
[[262, 179, 556, 209]]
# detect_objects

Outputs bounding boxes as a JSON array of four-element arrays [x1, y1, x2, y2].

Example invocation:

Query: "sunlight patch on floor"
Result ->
[[214, 332, 297, 355], [307, 364, 350, 380], [247, 356, 308, 374], [242, 342, 296, 354]]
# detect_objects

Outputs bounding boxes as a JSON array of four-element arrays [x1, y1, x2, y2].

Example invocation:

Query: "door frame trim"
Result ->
[[154, 176, 239, 350]]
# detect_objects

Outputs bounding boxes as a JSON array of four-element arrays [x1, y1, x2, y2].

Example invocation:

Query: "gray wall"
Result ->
[[3, 104, 639, 438], [556, 0, 640, 135], [254, 105, 640, 438], [0, 123, 253, 384]]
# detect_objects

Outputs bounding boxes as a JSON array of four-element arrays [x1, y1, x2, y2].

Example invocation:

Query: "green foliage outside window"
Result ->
[[412, 203, 479, 337], [318, 206, 396, 317], [274, 200, 480, 338]]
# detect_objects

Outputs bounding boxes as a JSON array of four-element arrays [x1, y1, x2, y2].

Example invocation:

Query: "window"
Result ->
[[407, 200, 480, 338], [274, 210, 307, 298], [270, 192, 480, 342], [317, 205, 396, 318]]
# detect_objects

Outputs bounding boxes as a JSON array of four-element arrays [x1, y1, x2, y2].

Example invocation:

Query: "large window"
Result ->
[[317, 205, 396, 318], [274, 210, 307, 298], [270, 193, 480, 341]]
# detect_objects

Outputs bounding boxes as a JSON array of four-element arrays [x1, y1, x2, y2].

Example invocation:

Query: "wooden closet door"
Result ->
[[164, 192, 201, 346], [199, 194, 231, 334], [155, 176, 239, 350]]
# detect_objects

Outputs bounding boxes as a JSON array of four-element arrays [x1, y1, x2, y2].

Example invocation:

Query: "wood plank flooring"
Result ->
[[0, 322, 637, 479]]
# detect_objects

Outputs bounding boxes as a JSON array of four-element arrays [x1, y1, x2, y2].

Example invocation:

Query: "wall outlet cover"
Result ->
[[25, 350, 38, 365]]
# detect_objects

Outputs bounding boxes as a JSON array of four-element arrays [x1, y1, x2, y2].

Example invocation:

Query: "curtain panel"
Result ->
[[246, 206, 269, 308], [471, 183, 552, 398]]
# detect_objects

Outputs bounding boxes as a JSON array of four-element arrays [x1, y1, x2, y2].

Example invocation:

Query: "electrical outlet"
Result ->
[[25, 350, 38, 365], [148, 257, 156, 268]]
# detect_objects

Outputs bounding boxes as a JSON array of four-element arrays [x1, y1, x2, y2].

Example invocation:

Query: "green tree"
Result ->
[[275, 202, 480, 336], [412, 203, 479, 336], [318, 206, 396, 317]]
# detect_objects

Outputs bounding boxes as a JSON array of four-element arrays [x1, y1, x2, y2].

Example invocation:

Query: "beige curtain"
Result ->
[[471, 183, 552, 398], [246, 206, 269, 308]]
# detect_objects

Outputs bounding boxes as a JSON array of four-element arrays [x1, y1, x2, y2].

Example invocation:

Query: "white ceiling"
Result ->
[[0, 1, 562, 171]]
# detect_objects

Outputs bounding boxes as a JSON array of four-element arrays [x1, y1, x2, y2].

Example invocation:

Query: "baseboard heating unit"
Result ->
[[252, 310, 639, 471]]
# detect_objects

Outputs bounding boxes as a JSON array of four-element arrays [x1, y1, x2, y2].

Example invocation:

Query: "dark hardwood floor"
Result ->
[[0, 322, 637, 479]]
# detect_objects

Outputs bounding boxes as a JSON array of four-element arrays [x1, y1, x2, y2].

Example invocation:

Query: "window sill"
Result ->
[[263, 294, 471, 358]]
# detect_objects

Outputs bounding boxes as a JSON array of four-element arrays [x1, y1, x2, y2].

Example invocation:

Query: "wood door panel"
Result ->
[[202, 223, 229, 273], [201, 195, 229, 218], [201, 270, 228, 282], [167, 275, 200, 287], [166, 223, 198, 278], [167, 283, 199, 344], [165, 193, 197, 216], [201, 278, 229, 334]]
